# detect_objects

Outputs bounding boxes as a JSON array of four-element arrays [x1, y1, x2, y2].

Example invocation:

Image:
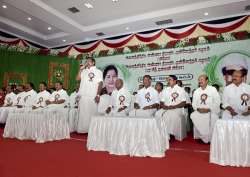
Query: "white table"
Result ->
[[3, 108, 70, 143], [87, 116, 169, 157], [210, 119, 250, 167]]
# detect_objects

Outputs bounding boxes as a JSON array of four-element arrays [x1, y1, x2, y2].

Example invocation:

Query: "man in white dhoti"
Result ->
[[2, 85, 16, 107], [129, 75, 159, 117], [155, 82, 164, 101], [45, 82, 69, 109], [0, 85, 16, 123], [106, 79, 131, 116], [0, 85, 26, 123], [21, 82, 37, 108], [155, 75, 187, 141], [68, 83, 80, 132], [32, 82, 51, 110], [222, 70, 250, 119], [76, 57, 103, 133], [190, 75, 221, 143]]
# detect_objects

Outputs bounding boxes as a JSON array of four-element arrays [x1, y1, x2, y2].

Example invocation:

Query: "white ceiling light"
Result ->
[[204, 12, 209, 16], [112, 0, 119, 2], [84, 3, 93, 9], [62, 39, 66, 42], [48, 27, 52, 30], [125, 27, 130, 30], [2, 5, 7, 8], [27, 17, 32, 21]]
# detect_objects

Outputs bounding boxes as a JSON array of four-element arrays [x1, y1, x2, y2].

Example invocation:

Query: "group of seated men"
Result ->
[[0, 69, 249, 144]]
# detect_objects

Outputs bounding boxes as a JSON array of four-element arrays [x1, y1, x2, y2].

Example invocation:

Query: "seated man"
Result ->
[[45, 82, 69, 110], [106, 79, 131, 116], [129, 75, 159, 117], [68, 83, 80, 132], [155, 75, 187, 141], [222, 70, 250, 119], [190, 75, 221, 143], [20, 82, 37, 109], [32, 82, 51, 110], [0, 85, 27, 123], [0, 85, 16, 123]]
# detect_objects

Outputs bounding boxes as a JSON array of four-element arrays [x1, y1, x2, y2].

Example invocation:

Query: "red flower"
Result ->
[[146, 43, 160, 50], [99, 50, 109, 57], [128, 45, 140, 52], [233, 31, 248, 40], [115, 47, 124, 53], [186, 37, 198, 46], [206, 35, 218, 42], [166, 40, 179, 48]]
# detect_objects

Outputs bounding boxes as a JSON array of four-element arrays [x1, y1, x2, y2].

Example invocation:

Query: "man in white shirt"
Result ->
[[0, 85, 25, 123], [222, 70, 250, 119], [155, 75, 187, 141], [2, 85, 16, 107], [22, 82, 37, 108], [45, 82, 69, 109], [76, 57, 103, 133], [191, 75, 221, 143], [68, 83, 80, 132], [0, 85, 16, 123], [106, 79, 131, 116], [129, 75, 159, 117], [32, 82, 51, 110], [155, 82, 164, 102]]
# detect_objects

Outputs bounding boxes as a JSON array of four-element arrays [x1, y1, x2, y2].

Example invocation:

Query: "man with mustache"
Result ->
[[222, 70, 250, 119], [191, 74, 221, 143], [155, 75, 187, 141]]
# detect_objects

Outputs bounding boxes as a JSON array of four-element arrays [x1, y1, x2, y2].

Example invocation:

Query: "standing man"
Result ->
[[191, 75, 221, 143], [155, 75, 187, 141], [129, 75, 159, 117], [106, 79, 131, 116], [222, 70, 250, 119], [76, 57, 103, 133]]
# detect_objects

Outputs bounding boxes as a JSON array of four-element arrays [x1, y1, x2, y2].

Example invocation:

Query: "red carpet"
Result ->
[[0, 127, 249, 177]]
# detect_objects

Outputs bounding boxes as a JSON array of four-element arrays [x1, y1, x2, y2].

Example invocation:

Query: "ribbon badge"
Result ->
[[37, 97, 43, 107], [200, 94, 208, 105], [75, 95, 81, 106], [24, 95, 31, 103], [241, 93, 250, 106], [7, 97, 11, 104], [88, 72, 95, 81], [145, 92, 151, 102], [119, 95, 125, 105], [55, 94, 60, 102], [171, 92, 179, 102], [17, 96, 21, 105]]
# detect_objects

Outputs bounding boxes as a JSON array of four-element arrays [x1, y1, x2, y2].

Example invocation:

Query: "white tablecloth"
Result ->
[[3, 108, 70, 143], [87, 116, 169, 157], [210, 119, 250, 167]]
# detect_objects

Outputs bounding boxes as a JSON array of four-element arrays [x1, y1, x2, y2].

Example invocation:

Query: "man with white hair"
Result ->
[[155, 75, 187, 141], [221, 53, 248, 86], [222, 70, 250, 119], [129, 75, 159, 117], [106, 78, 131, 116], [191, 75, 221, 143]]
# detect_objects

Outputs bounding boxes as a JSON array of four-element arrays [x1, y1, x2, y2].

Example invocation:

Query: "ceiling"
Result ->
[[0, 0, 249, 48]]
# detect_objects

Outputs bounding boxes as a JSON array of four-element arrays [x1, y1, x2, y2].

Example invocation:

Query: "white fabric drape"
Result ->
[[87, 116, 169, 157], [3, 108, 70, 143], [210, 119, 250, 167]]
